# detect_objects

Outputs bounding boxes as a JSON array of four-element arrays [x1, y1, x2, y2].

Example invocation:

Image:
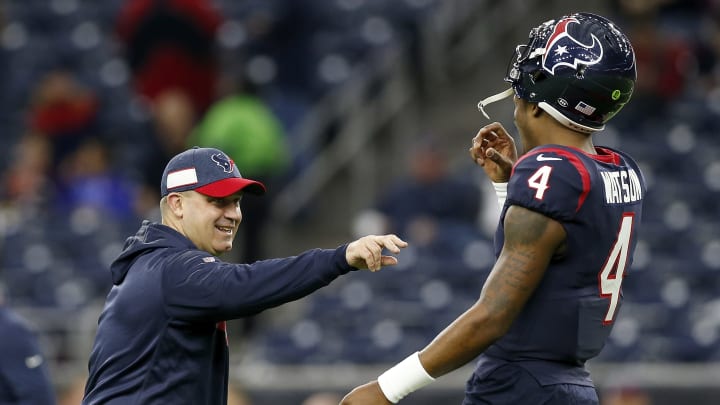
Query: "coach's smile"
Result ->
[[216, 225, 234, 235]]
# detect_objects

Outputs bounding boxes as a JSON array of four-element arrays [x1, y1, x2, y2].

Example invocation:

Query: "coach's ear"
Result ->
[[166, 192, 185, 218]]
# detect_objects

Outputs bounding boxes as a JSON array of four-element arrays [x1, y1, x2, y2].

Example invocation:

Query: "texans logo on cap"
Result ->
[[542, 17, 603, 75], [211, 153, 234, 173], [161, 147, 266, 197]]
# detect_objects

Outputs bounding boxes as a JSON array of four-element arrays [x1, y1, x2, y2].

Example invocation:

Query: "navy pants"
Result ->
[[462, 363, 599, 405]]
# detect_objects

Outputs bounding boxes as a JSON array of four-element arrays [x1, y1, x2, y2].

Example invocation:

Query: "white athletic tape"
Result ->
[[377, 352, 435, 403], [493, 182, 508, 208]]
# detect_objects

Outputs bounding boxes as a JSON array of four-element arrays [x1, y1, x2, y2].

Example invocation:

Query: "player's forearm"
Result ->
[[418, 244, 547, 378], [375, 288, 513, 403], [419, 302, 507, 378]]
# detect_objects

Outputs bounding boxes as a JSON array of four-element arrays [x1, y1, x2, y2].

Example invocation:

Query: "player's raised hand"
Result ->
[[340, 381, 392, 405], [346, 234, 408, 271], [469, 122, 518, 183]]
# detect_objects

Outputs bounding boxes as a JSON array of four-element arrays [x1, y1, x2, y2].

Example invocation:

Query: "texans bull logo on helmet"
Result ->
[[211, 153, 234, 173], [542, 17, 603, 75]]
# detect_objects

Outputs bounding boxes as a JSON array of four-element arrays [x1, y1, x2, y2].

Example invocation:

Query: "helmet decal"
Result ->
[[575, 101, 597, 116], [542, 17, 603, 75]]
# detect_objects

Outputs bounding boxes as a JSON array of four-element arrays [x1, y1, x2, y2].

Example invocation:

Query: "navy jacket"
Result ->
[[83, 221, 354, 404], [0, 307, 56, 405]]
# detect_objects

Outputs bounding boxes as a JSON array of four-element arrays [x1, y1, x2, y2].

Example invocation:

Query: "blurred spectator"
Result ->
[[132, 89, 198, 219], [27, 70, 100, 170], [609, 0, 714, 126], [0, 288, 56, 404], [1, 133, 55, 214], [189, 80, 290, 186], [601, 386, 652, 405], [55, 138, 139, 221], [627, 20, 694, 101], [236, 1, 333, 133], [355, 136, 481, 247], [188, 75, 290, 263], [114, 0, 223, 212], [242, 1, 325, 100], [146, 89, 197, 176], [115, 0, 224, 116], [612, 0, 706, 19]]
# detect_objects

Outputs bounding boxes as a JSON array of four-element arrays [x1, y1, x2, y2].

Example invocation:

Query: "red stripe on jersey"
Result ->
[[592, 147, 622, 165]]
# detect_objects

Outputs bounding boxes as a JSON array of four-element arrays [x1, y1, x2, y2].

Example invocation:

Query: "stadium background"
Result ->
[[0, 0, 719, 403]]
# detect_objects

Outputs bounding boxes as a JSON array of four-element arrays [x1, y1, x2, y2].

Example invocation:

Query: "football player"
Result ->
[[342, 12, 645, 405]]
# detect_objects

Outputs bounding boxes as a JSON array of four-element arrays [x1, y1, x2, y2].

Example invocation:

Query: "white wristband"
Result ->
[[493, 182, 508, 208], [377, 352, 435, 403]]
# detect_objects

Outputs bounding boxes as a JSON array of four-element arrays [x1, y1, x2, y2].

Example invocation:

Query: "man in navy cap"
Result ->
[[82, 147, 407, 405]]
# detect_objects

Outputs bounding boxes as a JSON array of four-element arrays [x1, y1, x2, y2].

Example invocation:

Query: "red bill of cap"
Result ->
[[194, 177, 266, 197]]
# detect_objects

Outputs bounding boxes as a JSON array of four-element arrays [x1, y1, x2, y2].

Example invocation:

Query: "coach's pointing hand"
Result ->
[[346, 234, 408, 271]]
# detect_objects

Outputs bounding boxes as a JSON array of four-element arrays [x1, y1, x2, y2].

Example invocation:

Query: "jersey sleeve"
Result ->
[[506, 149, 589, 222], [161, 246, 354, 321]]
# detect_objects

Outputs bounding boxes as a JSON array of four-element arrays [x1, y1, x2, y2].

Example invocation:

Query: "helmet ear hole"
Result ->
[[529, 71, 546, 90], [576, 65, 587, 79]]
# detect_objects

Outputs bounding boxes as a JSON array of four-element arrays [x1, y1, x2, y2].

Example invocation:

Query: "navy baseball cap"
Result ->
[[161, 147, 266, 197]]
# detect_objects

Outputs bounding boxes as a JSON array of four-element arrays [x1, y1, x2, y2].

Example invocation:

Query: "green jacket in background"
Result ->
[[189, 95, 290, 178]]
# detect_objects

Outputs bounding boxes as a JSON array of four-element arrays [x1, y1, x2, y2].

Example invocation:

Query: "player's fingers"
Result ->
[[486, 147, 513, 170], [469, 145, 485, 165], [481, 122, 505, 138], [481, 130, 498, 143], [472, 129, 485, 144], [472, 127, 493, 145]]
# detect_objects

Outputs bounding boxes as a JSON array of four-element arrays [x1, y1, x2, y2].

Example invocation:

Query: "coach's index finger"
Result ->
[[377, 234, 407, 254]]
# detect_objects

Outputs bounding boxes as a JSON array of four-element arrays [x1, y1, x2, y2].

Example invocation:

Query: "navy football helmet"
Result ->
[[479, 12, 636, 133]]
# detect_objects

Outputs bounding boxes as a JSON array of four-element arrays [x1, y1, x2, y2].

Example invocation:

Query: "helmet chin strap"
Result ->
[[477, 87, 604, 134], [477, 87, 514, 119]]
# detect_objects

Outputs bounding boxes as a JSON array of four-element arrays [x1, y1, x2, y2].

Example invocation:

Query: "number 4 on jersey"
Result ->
[[527, 165, 553, 200], [599, 214, 634, 324]]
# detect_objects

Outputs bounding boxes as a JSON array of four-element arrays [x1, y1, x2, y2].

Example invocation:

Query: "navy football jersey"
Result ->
[[485, 144, 644, 369]]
